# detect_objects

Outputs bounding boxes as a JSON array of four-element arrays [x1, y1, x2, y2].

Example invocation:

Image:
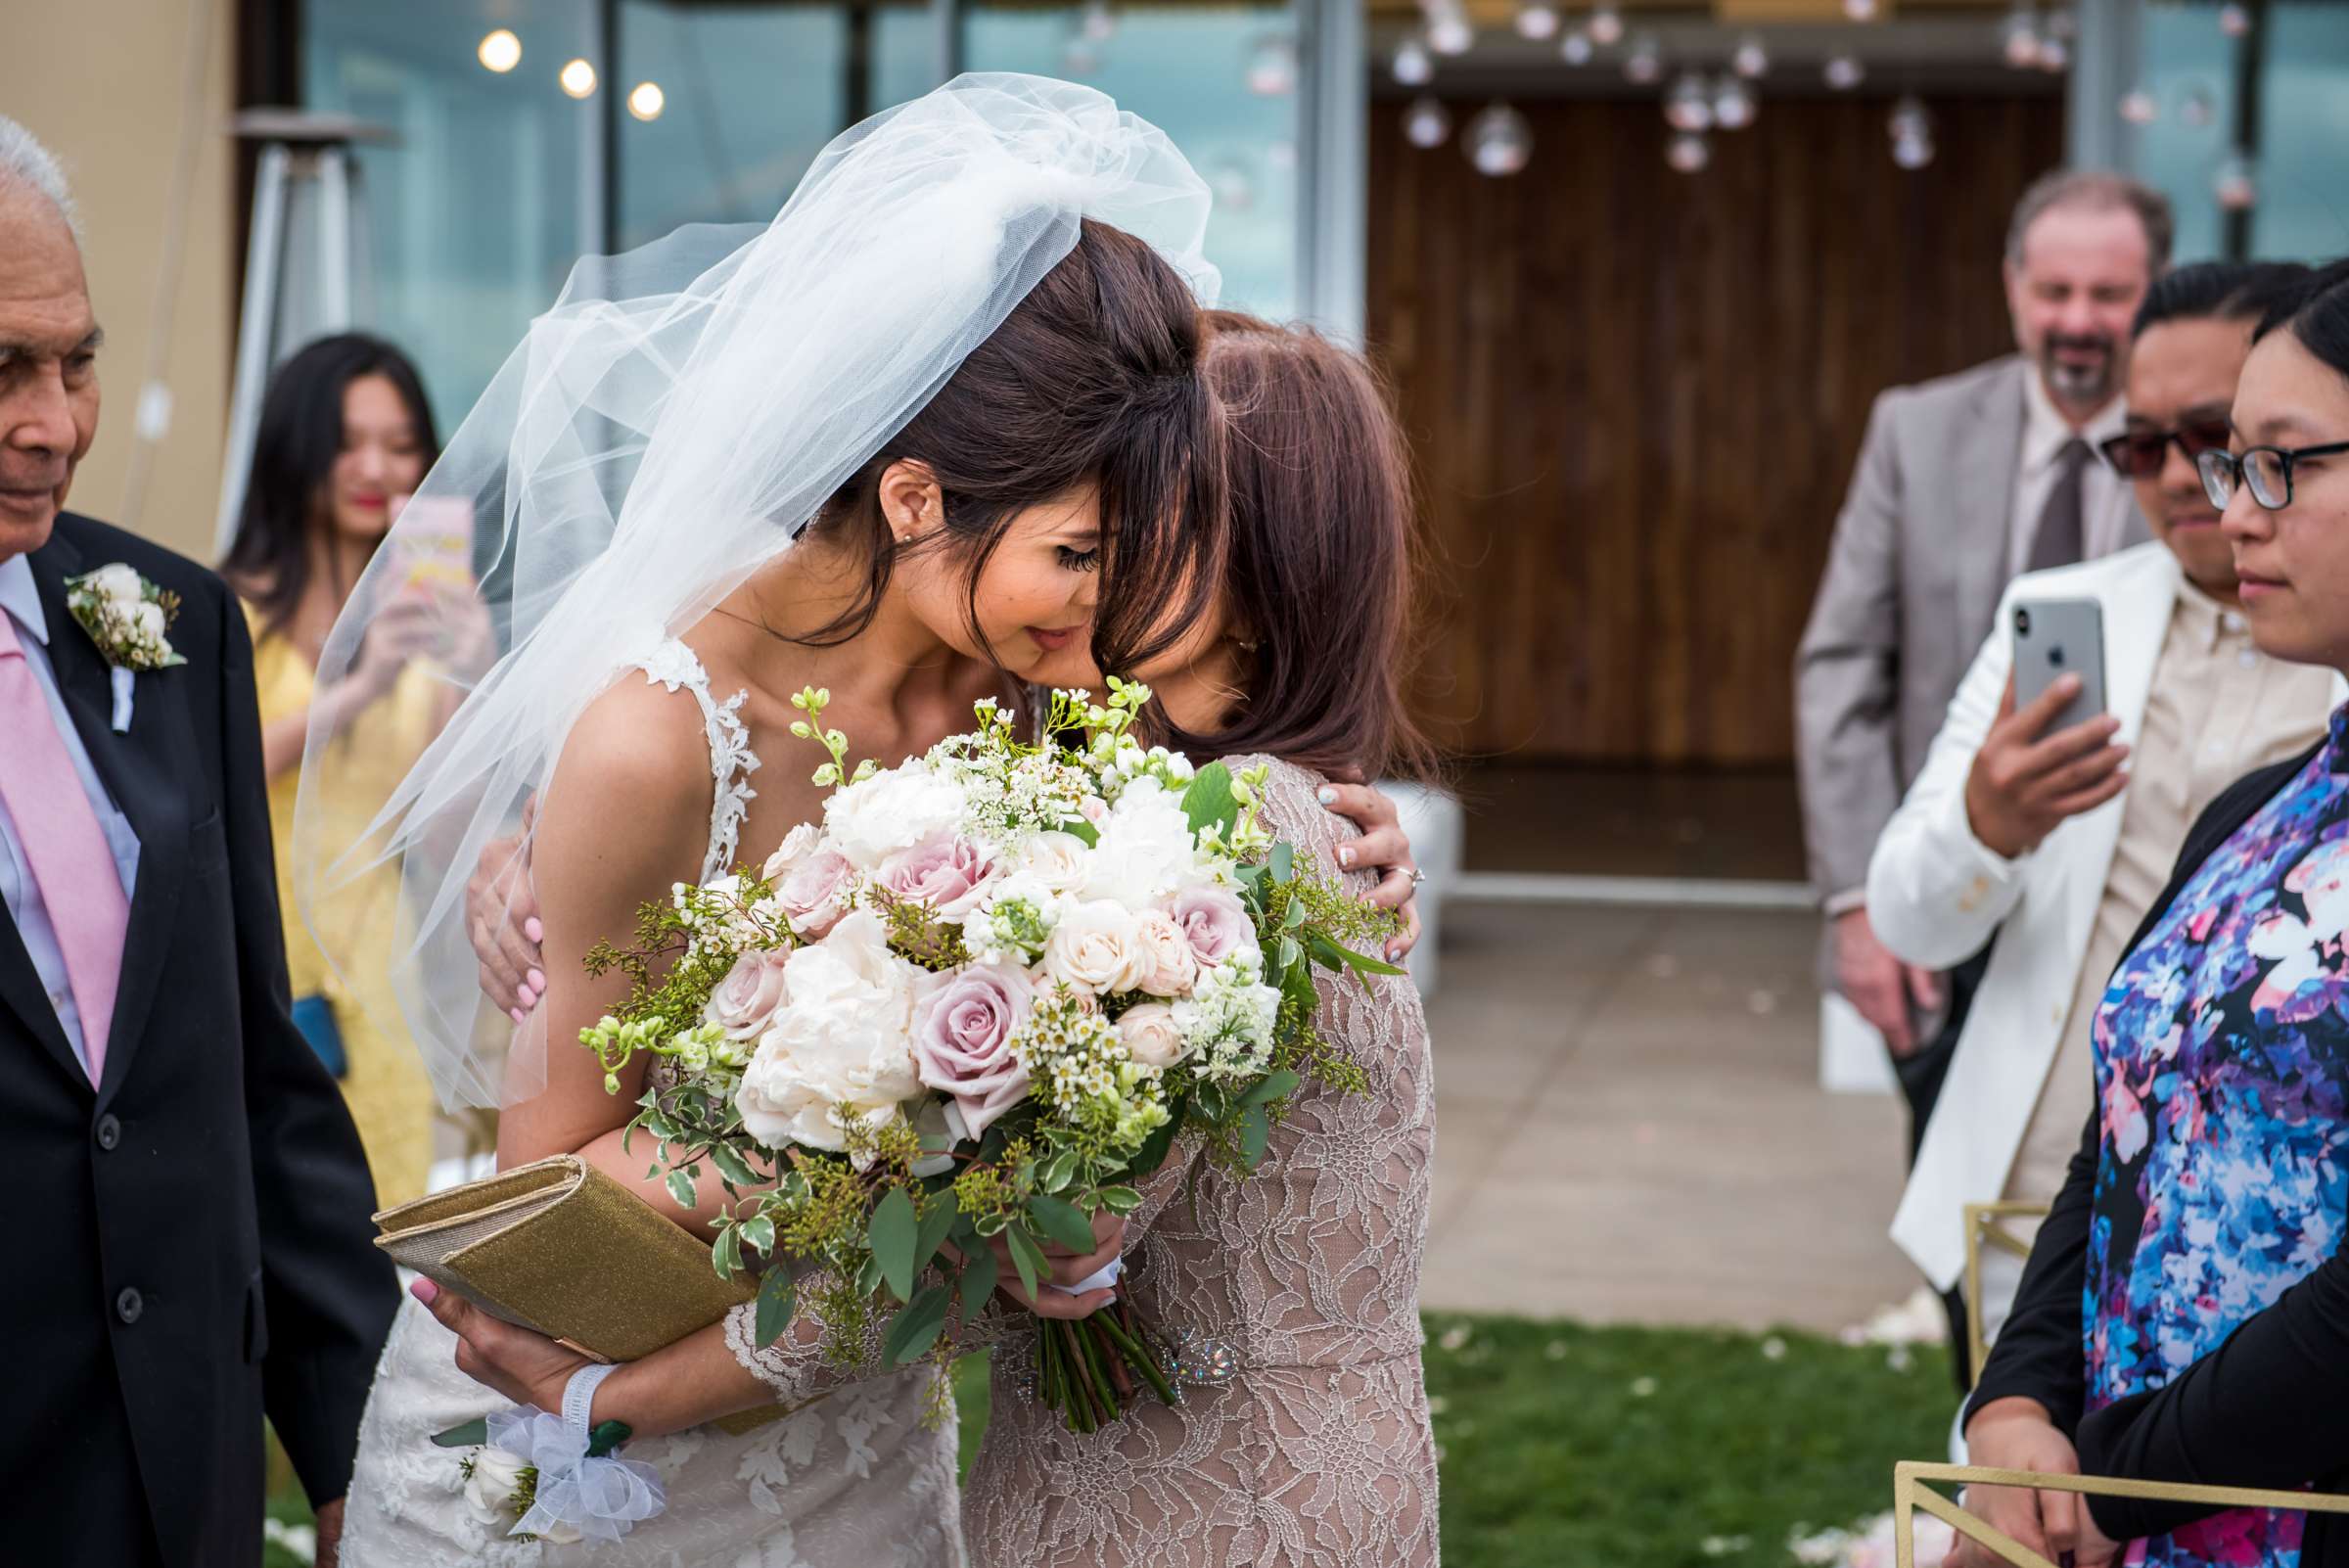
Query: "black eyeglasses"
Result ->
[[2097, 415, 2234, 480], [2197, 440, 2349, 511]]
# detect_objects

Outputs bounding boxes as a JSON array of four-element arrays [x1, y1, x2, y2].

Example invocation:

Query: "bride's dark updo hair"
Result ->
[[795, 218, 1220, 673]]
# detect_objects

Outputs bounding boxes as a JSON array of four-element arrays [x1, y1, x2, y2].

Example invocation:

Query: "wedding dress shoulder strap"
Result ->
[[633, 638, 761, 883]]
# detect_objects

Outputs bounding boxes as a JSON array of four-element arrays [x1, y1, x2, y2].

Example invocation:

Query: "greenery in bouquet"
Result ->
[[578, 679, 1403, 1431]]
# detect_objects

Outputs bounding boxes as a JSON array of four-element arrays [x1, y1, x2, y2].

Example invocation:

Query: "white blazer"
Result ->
[[1873, 542, 2346, 1289]]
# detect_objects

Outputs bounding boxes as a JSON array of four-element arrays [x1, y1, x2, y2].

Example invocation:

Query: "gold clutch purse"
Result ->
[[375, 1154, 781, 1433]]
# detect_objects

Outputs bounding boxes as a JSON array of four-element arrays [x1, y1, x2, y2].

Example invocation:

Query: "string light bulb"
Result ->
[[558, 58, 596, 98], [627, 80, 666, 120], [478, 29, 522, 73]]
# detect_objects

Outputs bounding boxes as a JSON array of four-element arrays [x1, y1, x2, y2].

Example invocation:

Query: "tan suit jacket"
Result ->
[[1794, 354, 2147, 903]]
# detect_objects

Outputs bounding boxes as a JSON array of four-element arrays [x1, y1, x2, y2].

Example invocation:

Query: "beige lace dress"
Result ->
[[730, 755, 1441, 1567]]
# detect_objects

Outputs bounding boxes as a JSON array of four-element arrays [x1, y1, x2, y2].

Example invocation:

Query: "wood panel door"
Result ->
[[1369, 91, 2064, 766]]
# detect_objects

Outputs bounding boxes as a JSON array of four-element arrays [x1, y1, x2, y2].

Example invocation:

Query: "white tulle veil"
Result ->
[[293, 73, 1220, 1111]]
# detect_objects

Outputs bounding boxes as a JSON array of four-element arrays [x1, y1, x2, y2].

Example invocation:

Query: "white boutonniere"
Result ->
[[66, 563, 186, 732]]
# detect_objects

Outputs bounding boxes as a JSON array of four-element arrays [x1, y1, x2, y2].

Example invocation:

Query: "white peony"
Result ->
[[821, 761, 968, 870], [1079, 778, 1206, 908], [1117, 1001, 1189, 1069], [734, 910, 938, 1151], [760, 822, 823, 882], [1041, 899, 1151, 994]]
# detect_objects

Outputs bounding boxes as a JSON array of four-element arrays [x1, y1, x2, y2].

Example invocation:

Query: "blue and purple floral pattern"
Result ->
[[2084, 707, 2349, 1568]]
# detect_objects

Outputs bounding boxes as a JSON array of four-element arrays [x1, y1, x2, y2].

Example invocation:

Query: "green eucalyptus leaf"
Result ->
[[1239, 1068, 1301, 1110], [432, 1418, 489, 1449], [754, 1265, 797, 1347], [857, 1251, 887, 1299], [869, 1187, 920, 1303], [1269, 840, 1295, 884], [1237, 1103, 1270, 1167], [1026, 1193, 1097, 1255], [914, 1195, 959, 1272], [1282, 898, 1309, 930], [957, 1247, 997, 1322], [1311, 932, 1406, 977], [1278, 935, 1302, 971], [1004, 1223, 1047, 1301], [881, 1285, 952, 1365]]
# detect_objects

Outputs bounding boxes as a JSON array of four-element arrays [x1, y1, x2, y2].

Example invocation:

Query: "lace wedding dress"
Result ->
[[339, 642, 964, 1568], [728, 756, 1441, 1567]]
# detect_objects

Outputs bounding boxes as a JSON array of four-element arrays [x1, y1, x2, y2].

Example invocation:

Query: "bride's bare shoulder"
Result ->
[[541, 673, 717, 853]]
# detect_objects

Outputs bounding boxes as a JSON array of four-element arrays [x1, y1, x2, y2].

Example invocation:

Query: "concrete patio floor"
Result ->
[[1419, 897, 1921, 1334]]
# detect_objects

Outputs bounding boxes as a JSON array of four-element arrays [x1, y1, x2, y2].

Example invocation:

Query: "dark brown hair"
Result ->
[[222, 332, 441, 639], [1156, 311, 1443, 783], [790, 219, 1220, 673]]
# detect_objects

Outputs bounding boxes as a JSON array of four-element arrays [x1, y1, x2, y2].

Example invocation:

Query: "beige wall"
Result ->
[[2, 0, 236, 563]]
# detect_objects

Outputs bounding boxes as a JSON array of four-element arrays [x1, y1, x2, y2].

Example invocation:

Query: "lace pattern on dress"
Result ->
[[637, 637, 760, 882]]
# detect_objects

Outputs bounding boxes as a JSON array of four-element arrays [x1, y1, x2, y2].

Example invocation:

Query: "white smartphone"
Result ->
[[2011, 597, 2107, 733]]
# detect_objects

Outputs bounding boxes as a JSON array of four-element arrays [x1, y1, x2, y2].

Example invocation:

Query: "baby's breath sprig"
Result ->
[[789, 686, 879, 792]]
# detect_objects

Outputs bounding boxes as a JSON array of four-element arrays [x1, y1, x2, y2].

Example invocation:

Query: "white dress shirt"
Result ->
[[2008, 370, 2132, 574], [0, 554, 140, 1074]]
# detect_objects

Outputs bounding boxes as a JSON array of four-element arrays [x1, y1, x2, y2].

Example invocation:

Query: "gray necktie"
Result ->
[[2026, 438, 2092, 573]]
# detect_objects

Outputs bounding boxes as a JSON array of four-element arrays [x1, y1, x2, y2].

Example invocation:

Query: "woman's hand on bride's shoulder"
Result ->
[[411, 1275, 587, 1415], [1313, 772, 1422, 962], [469, 798, 546, 1018]]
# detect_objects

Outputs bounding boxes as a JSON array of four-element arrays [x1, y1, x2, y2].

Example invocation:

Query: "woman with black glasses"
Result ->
[[1958, 257, 2349, 1568]]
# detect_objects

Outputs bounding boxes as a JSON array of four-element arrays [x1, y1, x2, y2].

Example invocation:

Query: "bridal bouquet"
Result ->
[[578, 679, 1401, 1431]]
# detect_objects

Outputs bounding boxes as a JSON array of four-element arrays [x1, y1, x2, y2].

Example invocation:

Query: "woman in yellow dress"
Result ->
[[221, 334, 489, 1206]]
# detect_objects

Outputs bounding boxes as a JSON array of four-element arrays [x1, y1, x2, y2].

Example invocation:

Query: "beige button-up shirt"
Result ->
[[2005, 578, 2340, 1204]]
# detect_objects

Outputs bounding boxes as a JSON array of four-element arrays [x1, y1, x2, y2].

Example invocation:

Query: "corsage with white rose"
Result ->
[[441, 1364, 667, 1544], [65, 563, 185, 732]]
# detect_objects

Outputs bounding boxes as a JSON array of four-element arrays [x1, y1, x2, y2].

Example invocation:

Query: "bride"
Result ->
[[301, 75, 1240, 1566]]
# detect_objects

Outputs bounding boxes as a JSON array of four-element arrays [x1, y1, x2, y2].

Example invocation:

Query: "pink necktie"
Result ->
[[0, 611, 128, 1084]]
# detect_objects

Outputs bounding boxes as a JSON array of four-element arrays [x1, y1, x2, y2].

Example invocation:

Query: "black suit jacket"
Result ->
[[2, 513, 397, 1566], [1965, 736, 2343, 1554]]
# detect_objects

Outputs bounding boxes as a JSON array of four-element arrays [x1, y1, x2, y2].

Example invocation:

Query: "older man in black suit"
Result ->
[[0, 115, 395, 1566]]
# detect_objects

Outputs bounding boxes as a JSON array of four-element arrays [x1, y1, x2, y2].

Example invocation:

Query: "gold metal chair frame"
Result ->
[[1962, 1201, 2050, 1388], [1893, 1461, 2349, 1568]]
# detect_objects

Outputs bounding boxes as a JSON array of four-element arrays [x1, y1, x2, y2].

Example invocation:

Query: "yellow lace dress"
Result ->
[[243, 602, 439, 1208]]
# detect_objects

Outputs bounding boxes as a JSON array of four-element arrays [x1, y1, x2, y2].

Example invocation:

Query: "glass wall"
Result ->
[[2127, 0, 2349, 264], [961, 2, 1303, 318], [299, 0, 1313, 427]]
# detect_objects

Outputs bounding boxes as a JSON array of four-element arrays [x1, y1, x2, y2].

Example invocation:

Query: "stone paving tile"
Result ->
[[1419, 899, 1918, 1332]]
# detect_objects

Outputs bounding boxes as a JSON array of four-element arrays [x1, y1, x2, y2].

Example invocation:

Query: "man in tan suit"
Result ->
[[1797, 170, 2169, 1085]]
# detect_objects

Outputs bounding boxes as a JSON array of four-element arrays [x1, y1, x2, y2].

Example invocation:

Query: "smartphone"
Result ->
[[2011, 597, 2107, 733], [385, 494, 475, 596]]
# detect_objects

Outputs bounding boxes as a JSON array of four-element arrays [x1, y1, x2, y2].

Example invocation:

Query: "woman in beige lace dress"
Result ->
[[423, 313, 1444, 1567]]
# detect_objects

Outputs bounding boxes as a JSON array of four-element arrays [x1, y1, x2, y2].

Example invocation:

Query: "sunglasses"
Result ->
[[2197, 440, 2349, 511], [2096, 415, 2234, 480]]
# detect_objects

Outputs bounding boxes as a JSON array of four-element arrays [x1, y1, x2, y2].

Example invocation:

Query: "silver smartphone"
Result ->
[[2011, 597, 2107, 733]]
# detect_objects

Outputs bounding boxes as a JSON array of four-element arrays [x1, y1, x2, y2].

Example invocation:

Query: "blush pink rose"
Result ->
[[1168, 885, 1256, 966], [706, 949, 791, 1041], [878, 830, 999, 919], [1130, 909, 1200, 997], [910, 963, 1035, 1140], [775, 845, 855, 939]]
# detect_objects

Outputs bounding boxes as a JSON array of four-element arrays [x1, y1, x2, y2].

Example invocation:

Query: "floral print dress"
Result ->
[[2085, 705, 2349, 1568]]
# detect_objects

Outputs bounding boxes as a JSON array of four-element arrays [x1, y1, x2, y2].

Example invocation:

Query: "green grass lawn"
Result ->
[[265, 1317, 1950, 1566]]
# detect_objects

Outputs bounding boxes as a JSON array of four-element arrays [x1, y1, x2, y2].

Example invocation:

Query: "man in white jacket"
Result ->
[[1870, 261, 2342, 1367]]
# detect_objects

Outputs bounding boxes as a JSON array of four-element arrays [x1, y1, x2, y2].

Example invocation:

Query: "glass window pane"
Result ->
[[960, 3, 1301, 318], [2132, 5, 2240, 264], [2251, 1, 2349, 259], [615, 1, 850, 249], [304, 0, 599, 429]]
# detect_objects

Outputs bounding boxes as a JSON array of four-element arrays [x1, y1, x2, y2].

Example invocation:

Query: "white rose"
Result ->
[[1117, 1002, 1189, 1069], [87, 563, 143, 604], [734, 910, 937, 1151], [132, 600, 166, 643], [1080, 778, 1205, 909], [1129, 909, 1199, 997], [822, 761, 968, 870], [460, 1445, 530, 1530], [1019, 830, 1094, 896], [1041, 899, 1150, 994]]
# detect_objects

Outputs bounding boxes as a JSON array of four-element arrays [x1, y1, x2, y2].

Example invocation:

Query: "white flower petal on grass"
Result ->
[[1630, 1375, 1658, 1398]]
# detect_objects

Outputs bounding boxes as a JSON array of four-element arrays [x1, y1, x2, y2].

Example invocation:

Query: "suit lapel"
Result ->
[[1952, 360, 2030, 650], [25, 528, 190, 1106]]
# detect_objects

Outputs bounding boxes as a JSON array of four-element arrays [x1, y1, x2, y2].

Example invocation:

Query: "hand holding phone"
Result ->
[[1961, 599, 2130, 858]]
